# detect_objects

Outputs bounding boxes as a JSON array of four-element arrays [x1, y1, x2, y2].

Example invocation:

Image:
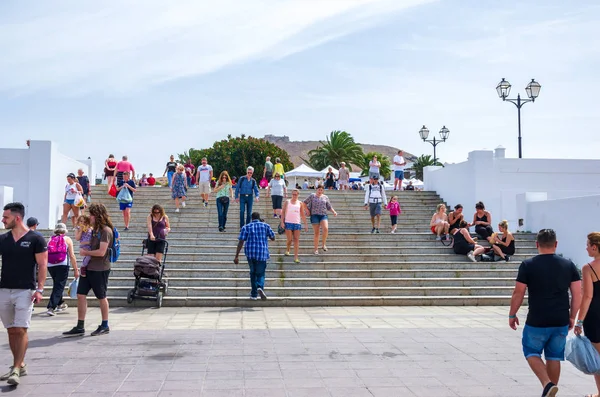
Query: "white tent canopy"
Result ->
[[285, 164, 322, 178], [320, 166, 339, 176]]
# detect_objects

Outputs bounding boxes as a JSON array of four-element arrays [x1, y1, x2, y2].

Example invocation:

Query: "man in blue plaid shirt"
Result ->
[[234, 212, 275, 300]]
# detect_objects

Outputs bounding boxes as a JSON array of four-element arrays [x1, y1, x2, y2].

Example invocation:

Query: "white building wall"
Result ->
[[424, 149, 600, 230], [526, 195, 600, 267], [0, 140, 93, 229]]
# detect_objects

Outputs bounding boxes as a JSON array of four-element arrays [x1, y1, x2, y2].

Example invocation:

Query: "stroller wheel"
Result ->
[[127, 289, 135, 304], [156, 291, 163, 308], [163, 281, 169, 295]]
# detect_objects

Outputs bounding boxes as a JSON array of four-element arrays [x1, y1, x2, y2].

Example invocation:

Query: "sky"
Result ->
[[1, 0, 599, 177]]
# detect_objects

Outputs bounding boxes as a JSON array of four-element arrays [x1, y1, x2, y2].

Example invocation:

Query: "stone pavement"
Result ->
[[0, 306, 593, 396]]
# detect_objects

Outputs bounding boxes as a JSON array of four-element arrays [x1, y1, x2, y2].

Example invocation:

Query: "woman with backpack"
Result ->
[[46, 223, 79, 316]]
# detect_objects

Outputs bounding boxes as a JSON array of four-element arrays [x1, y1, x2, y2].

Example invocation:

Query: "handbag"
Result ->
[[74, 193, 86, 208], [108, 183, 117, 197], [259, 178, 268, 188], [217, 196, 230, 205], [277, 224, 285, 235], [566, 335, 600, 375], [67, 278, 78, 299], [117, 186, 133, 203]]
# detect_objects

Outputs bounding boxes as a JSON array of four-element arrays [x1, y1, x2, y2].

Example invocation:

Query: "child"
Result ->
[[75, 215, 93, 277], [386, 196, 402, 234]]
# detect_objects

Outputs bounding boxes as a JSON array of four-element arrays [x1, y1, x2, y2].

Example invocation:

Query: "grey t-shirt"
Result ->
[[269, 178, 286, 196]]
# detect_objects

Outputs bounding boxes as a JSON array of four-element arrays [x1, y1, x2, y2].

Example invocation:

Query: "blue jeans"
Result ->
[[522, 324, 569, 361], [167, 171, 174, 187], [248, 259, 266, 298], [216, 197, 230, 228], [239, 195, 253, 227], [48, 265, 69, 310]]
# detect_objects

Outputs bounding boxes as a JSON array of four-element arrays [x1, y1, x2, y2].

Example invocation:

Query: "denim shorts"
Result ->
[[64, 199, 75, 205], [394, 170, 404, 179], [119, 202, 133, 211], [285, 222, 302, 231], [310, 214, 328, 224], [522, 324, 568, 361]]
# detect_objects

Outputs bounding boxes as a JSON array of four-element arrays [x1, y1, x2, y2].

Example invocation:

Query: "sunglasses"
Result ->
[[153, 211, 160, 214]]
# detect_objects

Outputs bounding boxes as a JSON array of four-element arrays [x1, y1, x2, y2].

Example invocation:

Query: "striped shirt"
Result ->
[[238, 220, 275, 261]]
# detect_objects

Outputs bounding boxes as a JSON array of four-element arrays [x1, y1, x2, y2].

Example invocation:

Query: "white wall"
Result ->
[[526, 195, 600, 267], [0, 141, 94, 229], [424, 149, 600, 230]]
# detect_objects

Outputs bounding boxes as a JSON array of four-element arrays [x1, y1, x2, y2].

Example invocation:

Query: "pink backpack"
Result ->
[[48, 235, 68, 264]]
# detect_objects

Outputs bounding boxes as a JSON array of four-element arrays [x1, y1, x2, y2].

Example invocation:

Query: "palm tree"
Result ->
[[304, 130, 364, 171], [359, 151, 392, 180], [410, 155, 442, 180]]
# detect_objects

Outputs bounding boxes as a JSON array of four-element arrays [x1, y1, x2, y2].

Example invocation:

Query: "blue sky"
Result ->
[[1, 0, 598, 177]]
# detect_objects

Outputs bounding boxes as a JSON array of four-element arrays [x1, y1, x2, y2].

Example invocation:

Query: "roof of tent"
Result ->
[[285, 164, 323, 178]]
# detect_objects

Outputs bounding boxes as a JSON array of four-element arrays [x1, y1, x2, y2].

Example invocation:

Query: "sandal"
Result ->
[[294, 259, 300, 263], [322, 246, 328, 251], [314, 250, 319, 255]]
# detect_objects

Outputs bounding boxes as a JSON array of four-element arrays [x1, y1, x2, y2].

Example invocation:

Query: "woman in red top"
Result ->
[[104, 154, 117, 193]]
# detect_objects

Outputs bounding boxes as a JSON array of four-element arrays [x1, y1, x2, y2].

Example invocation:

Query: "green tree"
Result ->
[[304, 130, 364, 171], [178, 135, 294, 179], [359, 152, 392, 180], [410, 154, 442, 180]]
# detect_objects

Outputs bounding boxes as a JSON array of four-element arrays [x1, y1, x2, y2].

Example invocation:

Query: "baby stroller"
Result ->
[[126, 239, 169, 308]]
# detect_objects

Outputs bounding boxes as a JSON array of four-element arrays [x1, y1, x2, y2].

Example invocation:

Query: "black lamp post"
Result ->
[[418, 125, 449, 164], [496, 78, 541, 158]]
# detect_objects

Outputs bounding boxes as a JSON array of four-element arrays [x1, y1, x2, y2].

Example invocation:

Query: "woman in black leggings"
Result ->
[[470, 201, 493, 239]]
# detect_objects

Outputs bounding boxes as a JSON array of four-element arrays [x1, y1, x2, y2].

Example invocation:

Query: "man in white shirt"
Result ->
[[337, 162, 350, 190], [363, 176, 387, 234], [195, 158, 213, 207], [392, 150, 407, 191]]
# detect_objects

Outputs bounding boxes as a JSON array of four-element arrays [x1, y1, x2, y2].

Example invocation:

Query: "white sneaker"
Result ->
[[436, 236, 441, 241], [45, 309, 56, 317], [182, 201, 186, 207], [391, 230, 396, 234], [467, 252, 477, 262], [175, 208, 180, 213]]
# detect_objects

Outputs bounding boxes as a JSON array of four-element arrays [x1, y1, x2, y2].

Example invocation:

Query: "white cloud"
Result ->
[[0, 0, 434, 95]]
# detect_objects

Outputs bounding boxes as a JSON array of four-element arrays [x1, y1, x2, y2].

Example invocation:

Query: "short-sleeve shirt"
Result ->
[[304, 194, 332, 215], [338, 167, 349, 181], [116, 161, 134, 173], [117, 180, 136, 198], [516, 254, 581, 327], [0, 231, 47, 290], [265, 161, 274, 173], [197, 165, 213, 183], [273, 163, 285, 176], [77, 175, 90, 194], [185, 164, 195, 177], [87, 226, 113, 272], [238, 220, 275, 261], [369, 161, 380, 173], [269, 178, 286, 196], [166, 162, 177, 173], [393, 155, 405, 171]]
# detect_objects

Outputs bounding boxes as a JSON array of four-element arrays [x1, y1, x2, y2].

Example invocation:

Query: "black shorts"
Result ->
[[146, 239, 167, 255], [77, 270, 110, 299], [453, 244, 475, 255], [390, 215, 398, 226], [271, 195, 283, 210]]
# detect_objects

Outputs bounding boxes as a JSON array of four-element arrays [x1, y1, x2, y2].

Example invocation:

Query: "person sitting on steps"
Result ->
[[470, 201, 494, 239], [452, 220, 486, 262], [490, 220, 515, 261], [429, 204, 450, 241], [448, 204, 464, 234]]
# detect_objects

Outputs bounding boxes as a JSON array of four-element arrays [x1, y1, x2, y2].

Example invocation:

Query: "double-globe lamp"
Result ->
[[496, 78, 541, 159], [418, 125, 449, 164]]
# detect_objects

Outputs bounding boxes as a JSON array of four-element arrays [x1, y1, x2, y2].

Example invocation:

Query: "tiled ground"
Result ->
[[0, 306, 594, 396]]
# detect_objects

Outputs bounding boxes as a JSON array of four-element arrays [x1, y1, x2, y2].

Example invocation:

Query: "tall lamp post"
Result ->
[[496, 78, 541, 158], [418, 125, 449, 164]]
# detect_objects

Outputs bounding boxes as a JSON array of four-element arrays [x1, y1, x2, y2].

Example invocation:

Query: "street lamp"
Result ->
[[418, 125, 449, 164], [496, 78, 541, 158]]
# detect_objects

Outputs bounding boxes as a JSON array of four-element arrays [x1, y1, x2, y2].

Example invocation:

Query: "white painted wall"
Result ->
[[526, 195, 600, 267], [0, 187, 14, 229], [0, 140, 94, 229], [424, 148, 600, 231]]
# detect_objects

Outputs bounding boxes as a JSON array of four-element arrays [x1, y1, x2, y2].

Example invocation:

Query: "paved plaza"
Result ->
[[0, 306, 593, 396]]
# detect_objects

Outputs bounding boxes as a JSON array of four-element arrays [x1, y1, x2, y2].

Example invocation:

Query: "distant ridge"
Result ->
[[263, 135, 416, 169]]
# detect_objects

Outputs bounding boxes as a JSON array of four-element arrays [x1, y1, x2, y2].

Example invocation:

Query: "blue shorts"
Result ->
[[285, 222, 302, 231], [64, 199, 75, 205], [310, 214, 328, 224], [395, 170, 404, 180], [522, 324, 568, 361], [119, 202, 133, 211]]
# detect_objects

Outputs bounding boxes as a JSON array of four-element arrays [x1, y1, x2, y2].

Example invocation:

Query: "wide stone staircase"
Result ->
[[34, 185, 535, 306]]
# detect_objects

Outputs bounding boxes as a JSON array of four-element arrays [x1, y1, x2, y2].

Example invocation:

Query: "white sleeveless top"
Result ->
[[285, 200, 301, 224], [65, 182, 78, 200]]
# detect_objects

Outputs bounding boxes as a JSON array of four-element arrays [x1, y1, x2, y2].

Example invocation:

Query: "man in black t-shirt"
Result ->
[[77, 168, 91, 203], [508, 229, 581, 397], [0, 203, 48, 386]]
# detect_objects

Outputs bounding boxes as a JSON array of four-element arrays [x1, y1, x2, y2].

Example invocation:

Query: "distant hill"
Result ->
[[263, 135, 416, 169]]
